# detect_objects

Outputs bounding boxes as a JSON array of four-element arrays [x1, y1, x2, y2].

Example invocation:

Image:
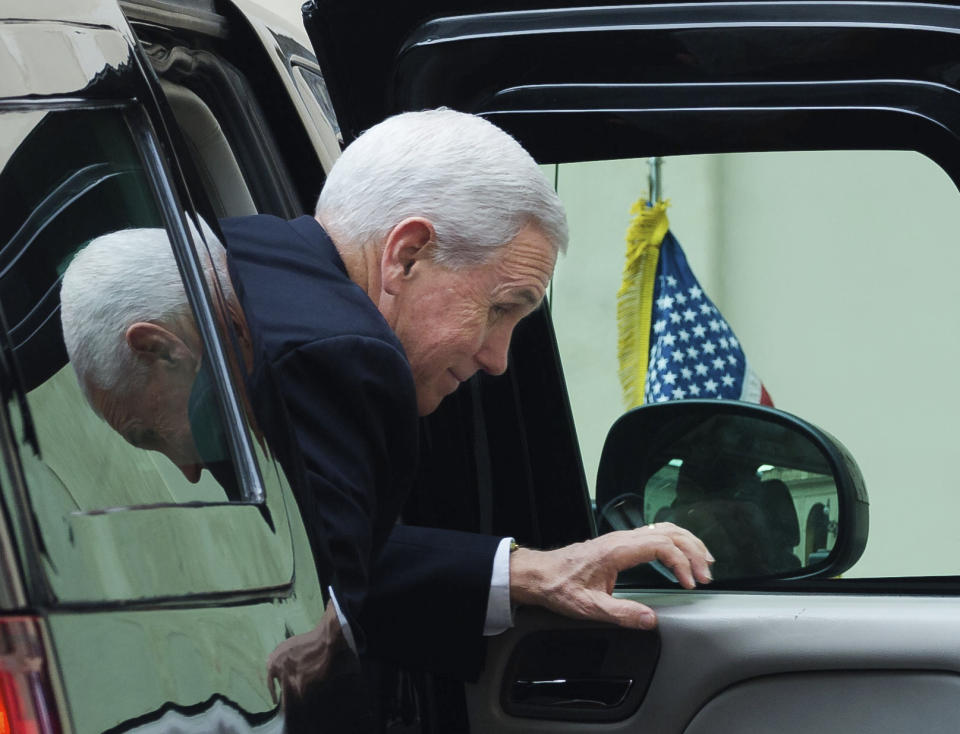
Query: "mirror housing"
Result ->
[[596, 400, 868, 584]]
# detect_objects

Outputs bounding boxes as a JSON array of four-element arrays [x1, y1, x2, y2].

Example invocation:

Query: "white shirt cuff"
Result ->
[[483, 537, 515, 636], [328, 585, 357, 654]]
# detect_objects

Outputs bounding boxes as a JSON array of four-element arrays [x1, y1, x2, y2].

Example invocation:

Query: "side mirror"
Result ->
[[596, 400, 868, 584]]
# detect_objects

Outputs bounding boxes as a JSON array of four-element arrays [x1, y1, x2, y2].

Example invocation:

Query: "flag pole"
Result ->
[[648, 156, 663, 203]]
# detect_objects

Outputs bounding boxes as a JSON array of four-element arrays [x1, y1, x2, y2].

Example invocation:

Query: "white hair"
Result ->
[[60, 223, 231, 402], [316, 109, 568, 268]]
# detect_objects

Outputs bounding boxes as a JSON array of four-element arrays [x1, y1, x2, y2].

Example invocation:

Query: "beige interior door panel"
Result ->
[[684, 671, 960, 734], [467, 592, 960, 733]]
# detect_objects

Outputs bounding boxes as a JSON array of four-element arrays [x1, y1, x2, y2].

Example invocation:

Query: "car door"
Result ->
[[0, 5, 326, 732], [303, 2, 960, 732]]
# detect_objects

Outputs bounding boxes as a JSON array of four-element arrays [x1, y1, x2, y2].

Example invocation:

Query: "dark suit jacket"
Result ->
[[221, 214, 500, 680]]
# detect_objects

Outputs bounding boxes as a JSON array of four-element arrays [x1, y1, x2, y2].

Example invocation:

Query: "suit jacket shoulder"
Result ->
[[220, 214, 418, 637]]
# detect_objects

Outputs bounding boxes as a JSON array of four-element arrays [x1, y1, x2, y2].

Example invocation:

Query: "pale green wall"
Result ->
[[551, 151, 960, 578]]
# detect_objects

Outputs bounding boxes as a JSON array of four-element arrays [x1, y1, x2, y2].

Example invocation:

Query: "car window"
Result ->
[[0, 106, 242, 509], [550, 150, 960, 579], [137, 35, 306, 219], [0, 104, 303, 604]]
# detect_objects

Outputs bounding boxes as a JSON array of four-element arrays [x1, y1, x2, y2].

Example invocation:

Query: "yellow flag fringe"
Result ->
[[617, 199, 670, 409]]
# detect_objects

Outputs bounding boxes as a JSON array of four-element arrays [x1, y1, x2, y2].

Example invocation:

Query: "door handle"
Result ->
[[512, 677, 634, 709]]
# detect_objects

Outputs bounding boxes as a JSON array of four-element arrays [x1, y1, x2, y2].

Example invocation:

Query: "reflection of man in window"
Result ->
[[61, 110, 713, 720], [60, 224, 249, 499], [62, 228, 223, 483]]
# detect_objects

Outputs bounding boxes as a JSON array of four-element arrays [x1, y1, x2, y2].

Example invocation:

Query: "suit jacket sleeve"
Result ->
[[361, 524, 501, 681], [269, 334, 419, 647]]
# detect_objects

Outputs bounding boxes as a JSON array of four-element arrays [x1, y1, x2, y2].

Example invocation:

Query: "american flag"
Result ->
[[644, 230, 772, 406]]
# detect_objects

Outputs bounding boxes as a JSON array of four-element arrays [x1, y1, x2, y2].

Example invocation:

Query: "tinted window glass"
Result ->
[[0, 107, 240, 512]]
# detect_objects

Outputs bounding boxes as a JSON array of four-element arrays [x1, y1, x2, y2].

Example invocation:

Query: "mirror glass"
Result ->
[[598, 411, 839, 580]]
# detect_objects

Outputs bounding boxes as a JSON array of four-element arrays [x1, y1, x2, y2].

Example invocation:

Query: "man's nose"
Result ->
[[177, 462, 203, 484], [476, 328, 511, 376]]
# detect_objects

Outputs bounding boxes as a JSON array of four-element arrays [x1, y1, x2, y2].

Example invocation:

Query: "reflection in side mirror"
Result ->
[[596, 400, 868, 584]]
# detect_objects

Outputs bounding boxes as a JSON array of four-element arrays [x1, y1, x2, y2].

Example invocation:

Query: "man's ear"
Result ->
[[380, 218, 435, 296], [125, 322, 196, 368]]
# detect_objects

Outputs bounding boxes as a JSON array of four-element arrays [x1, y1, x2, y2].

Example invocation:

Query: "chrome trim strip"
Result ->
[[128, 107, 267, 504]]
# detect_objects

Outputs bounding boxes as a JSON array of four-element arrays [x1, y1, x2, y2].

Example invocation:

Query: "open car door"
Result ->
[[303, 2, 960, 732]]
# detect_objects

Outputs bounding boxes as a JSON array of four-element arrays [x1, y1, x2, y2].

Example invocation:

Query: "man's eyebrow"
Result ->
[[514, 288, 543, 307], [494, 285, 546, 310]]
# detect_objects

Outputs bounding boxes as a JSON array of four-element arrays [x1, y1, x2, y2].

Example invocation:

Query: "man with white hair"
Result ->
[[61, 110, 713, 713]]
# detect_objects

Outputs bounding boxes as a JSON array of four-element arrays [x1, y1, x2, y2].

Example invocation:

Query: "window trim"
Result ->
[[126, 102, 268, 505]]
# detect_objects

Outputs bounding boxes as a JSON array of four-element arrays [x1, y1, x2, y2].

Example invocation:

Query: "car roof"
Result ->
[[4, 0, 129, 29], [302, 0, 960, 144]]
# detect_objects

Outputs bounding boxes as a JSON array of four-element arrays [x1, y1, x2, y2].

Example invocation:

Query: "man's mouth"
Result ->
[[449, 368, 475, 384], [447, 369, 469, 391]]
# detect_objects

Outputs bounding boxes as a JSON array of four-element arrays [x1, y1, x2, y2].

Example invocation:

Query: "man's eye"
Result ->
[[127, 430, 157, 449]]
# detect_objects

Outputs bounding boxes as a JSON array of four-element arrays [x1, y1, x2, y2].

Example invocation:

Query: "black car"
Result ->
[[2, 1, 958, 732]]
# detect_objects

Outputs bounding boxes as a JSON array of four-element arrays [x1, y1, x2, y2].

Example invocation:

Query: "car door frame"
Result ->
[[302, 2, 960, 732]]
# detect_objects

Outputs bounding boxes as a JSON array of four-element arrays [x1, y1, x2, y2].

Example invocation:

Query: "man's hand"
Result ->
[[509, 523, 714, 629], [267, 603, 346, 705]]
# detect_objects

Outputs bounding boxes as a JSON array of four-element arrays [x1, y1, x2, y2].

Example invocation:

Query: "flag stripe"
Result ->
[[739, 360, 766, 404]]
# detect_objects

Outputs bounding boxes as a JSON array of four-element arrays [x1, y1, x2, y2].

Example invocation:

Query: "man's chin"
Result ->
[[417, 371, 473, 415], [177, 462, 204, 483], [416, 386, 452, 417], [417, 396, 442, 417]]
